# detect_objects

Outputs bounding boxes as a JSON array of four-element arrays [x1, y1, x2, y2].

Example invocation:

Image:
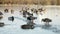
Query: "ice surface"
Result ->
[[0, 5, 60, 34]]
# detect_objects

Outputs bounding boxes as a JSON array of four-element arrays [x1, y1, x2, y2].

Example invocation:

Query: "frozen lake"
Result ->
[[0, 5, 60, 34]]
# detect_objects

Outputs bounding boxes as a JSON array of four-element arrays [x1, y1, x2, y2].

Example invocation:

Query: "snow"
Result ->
[[0, 5, 60, 34]]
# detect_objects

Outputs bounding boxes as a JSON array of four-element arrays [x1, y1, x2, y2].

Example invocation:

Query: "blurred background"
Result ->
[[0, 0, 60, 5]]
